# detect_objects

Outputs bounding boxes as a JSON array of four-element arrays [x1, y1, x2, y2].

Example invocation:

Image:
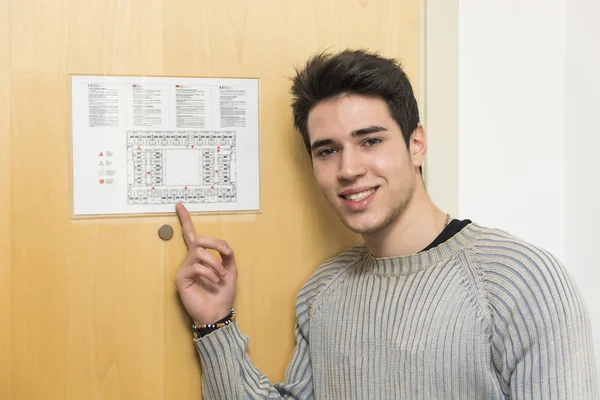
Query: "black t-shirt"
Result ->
[[421, 219, 472, 252]]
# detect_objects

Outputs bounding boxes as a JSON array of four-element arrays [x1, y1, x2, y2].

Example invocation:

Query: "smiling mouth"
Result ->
[[341, 188, 377, 201]]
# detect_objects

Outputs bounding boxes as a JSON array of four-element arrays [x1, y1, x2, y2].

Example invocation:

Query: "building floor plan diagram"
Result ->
[[127, 130, 237, 204]]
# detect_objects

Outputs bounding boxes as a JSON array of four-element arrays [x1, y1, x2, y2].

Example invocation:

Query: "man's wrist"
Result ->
[[193, 308, 232, 327]]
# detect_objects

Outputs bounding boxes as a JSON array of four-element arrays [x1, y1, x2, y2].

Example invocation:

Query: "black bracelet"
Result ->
[[192, 309, 236, 339]]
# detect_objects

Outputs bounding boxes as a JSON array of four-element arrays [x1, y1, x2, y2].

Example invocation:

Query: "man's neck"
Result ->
[[363, 187, 447, 258]]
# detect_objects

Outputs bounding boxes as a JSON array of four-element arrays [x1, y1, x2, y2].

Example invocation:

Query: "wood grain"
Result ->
[[7, 0, 419, 398], [0, 0, 11, 397]]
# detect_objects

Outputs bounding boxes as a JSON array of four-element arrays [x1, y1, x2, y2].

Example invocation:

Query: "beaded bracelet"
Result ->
[[192, 309, 236, 339]]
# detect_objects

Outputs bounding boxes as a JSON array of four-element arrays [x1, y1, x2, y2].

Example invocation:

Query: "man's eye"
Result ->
[[364, 138, 382, 146], [318, 148, 336, 157]]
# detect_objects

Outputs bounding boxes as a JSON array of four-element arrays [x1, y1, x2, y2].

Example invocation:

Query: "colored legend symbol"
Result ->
[[99, 179, 105, 184]]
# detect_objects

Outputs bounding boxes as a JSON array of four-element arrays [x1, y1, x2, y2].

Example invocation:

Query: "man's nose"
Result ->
[[337, 149, 367, 181]]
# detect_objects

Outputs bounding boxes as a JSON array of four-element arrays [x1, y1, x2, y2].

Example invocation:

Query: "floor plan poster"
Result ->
[[71, 75, 259, 216]]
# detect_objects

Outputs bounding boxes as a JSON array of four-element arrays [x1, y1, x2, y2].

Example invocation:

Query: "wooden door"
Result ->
[[1, 0, 419, 398]]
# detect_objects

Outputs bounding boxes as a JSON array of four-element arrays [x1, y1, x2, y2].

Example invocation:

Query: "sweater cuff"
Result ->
[[194, 320, 247, 351], [193, 321, 247, 397]]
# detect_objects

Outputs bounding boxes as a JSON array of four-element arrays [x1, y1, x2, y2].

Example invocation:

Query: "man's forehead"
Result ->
[[307, 96, 393, 140]]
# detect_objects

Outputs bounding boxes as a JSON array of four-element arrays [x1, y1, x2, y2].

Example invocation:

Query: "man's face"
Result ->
[[307, 94, 419, 235]]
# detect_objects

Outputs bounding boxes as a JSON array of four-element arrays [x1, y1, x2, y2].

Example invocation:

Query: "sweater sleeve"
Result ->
[[479, 241, 598, 399], [194, 319, 313, 399]]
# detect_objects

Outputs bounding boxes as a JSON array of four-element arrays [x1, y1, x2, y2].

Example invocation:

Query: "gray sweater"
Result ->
[[195, 223, 598, 399]]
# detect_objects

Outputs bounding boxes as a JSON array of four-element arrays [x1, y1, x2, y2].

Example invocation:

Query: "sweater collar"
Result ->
[[362, 223, 482, 275]]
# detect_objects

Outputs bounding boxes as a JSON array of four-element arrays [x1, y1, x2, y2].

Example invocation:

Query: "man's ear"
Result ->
[[409, 124, 427, 169]]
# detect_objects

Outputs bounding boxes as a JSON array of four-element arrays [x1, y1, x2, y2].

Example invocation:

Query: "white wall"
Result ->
[[458, 0, 599, 376], [565, 0, 600, 377], [458, 0, 566, 258]]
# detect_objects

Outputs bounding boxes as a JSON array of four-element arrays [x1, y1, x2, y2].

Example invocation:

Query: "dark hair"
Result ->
[[291, 49, 420, 156]]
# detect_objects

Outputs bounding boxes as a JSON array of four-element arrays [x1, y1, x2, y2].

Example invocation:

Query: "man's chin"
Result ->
[[341, 216, 384, 235], [334, 197, 408, 236]]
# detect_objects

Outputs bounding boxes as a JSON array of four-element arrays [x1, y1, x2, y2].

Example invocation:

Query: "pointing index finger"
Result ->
[[176, 203, 196, 248]]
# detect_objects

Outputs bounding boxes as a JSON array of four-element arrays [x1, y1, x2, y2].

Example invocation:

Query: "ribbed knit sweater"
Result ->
[[195, 223, 598, 399]]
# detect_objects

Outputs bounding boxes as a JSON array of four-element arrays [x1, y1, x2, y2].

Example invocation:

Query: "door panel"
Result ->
[[1, 0, 11, 397], [6, 0, 419, 398]]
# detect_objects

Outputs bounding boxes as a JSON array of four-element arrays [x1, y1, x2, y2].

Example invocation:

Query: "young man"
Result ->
[[174, 50, 598, 399]]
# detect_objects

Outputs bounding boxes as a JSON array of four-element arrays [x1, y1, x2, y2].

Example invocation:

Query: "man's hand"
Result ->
[[174, 203, 238, 326]]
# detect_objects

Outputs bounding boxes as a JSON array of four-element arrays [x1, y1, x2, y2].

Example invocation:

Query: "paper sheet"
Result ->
[[70, 75, 260, 216]]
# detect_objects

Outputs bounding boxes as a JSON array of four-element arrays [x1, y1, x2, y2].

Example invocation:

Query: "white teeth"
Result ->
[[345, 188, 375, 201]]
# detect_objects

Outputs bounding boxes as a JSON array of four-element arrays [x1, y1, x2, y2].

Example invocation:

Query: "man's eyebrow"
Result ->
[[352, 125, 387, 137], [310, 126, 388, 153], [310, 138, 334, 153]]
